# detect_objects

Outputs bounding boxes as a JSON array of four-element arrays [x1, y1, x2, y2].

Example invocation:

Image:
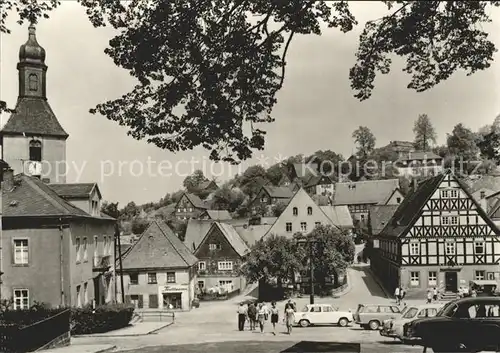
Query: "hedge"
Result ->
[[70, 303, 135, 335], [0, 302, 65, 327]]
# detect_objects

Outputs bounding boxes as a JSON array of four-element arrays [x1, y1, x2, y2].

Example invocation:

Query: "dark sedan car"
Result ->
[[403, 297, 500, 353]]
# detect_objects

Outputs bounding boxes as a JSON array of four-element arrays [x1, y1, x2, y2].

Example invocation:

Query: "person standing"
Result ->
[[285, 305, 295, 335], [237, 302, 247, 331], [394, 286, 401, 305], [270, 301, 279, 335], [257, 303, 266, 333], [400, 287, 406, 304], [432, 287, 438, 302], [426, 289, 432, 304], [247, 301, 257, 330]]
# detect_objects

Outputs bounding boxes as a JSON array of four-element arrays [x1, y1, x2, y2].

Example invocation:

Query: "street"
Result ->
[[73, 264, 428, 352]]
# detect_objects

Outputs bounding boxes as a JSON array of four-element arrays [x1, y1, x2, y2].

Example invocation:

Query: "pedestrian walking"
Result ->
[[257, 303, 266, 333], [400, 287, 406, 304], [237, 302, 247, 331], [262, 301, 269, 321], [270, 301, 279, 335], [394, 286, 401, 305], [285, 305, 295, 335], [247, 301, 257, 330], [433, 287, 438, 302], [284, 299, 294, 312], [426, 289, 432, 304]]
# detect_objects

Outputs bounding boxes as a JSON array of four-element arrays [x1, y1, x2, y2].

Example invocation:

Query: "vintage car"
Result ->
[[353, 303, 402, 330], [464, 280, 499, 297], [403, 297, 500, 353], [296, 304, 353, 327], [379, 303, 442, 340]]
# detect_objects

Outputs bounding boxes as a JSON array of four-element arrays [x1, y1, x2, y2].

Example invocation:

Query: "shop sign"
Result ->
[[163, 284, 188, 292]]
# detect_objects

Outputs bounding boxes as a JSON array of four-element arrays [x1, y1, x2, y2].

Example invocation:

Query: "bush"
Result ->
[[0, 301, 66, 327], [70, 303, 134, 335]]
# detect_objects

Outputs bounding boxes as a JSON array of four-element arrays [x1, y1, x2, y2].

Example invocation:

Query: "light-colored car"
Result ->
[[296, 304, 353, 327], [379, 303, 442, 340], [353, 303, 402, 330]]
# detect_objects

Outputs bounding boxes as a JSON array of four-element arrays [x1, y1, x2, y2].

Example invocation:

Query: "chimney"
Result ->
[[480, 191, 486, 199], [3, 168, 14, 191]]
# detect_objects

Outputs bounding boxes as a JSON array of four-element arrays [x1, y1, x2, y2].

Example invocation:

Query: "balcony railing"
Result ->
[[93, 255, 111, 271]]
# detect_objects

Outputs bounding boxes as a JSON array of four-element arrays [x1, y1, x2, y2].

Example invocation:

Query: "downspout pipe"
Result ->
[[59, 218, 65, 307]]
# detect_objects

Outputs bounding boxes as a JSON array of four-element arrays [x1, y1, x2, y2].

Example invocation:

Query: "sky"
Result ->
[[0, 2, 499, 205]]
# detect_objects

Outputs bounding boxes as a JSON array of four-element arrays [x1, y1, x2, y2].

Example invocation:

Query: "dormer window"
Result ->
[[28, 74, 38, 91], [307, 207, 312, 215], [293, 207, 298, 216], [29, 140, 42, 162]]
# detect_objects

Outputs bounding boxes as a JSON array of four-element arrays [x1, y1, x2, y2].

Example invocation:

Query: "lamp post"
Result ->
[[296, 235, 319, 305]]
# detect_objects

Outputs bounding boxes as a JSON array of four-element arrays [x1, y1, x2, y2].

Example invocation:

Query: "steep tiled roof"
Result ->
[[312, 194, 331, 206], [183, 193, 207, 209], [211, 222, 250, 257], [1, 98, 68, 137], [470, 175, 500, 194], [184, 219, 216, 252], [234, 224, 272, 247], [263, 186, 294, 199], [367, 205, 399, 236], [304, 175, 334, 188], [122, 220, 198, 269], [199, 180, 218, 190], [49, 183, 99, 198], [3, 174, 93, 218], [202, 210, 232, 220], [320, 206, 353, 228], [380, 170, 500, 238], [333, 179, 400, 206]]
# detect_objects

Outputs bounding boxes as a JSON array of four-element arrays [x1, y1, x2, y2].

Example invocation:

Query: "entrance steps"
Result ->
[[440, 291, 458, 301]]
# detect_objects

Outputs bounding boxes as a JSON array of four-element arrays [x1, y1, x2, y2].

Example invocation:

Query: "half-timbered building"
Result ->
[[371, 170, 500, 299], [174, 192, 208, 220]]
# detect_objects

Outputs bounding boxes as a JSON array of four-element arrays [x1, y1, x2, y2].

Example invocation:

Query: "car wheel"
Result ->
[[338, 318, 349, 327], [368, 320, 380, 330], [299, 319, 310, 327]]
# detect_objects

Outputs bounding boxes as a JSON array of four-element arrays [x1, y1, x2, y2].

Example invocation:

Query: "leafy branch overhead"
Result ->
[[1, 1, 499, 163]]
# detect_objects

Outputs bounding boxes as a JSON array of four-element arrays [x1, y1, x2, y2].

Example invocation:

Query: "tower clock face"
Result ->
[[27, 161, 42, 176]]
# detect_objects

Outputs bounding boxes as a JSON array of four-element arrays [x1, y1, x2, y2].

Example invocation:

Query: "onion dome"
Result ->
[[19, 24, 46, 64]]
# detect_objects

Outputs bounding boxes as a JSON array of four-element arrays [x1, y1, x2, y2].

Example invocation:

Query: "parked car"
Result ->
[[296, 304, 353, 327], [464, 280, 499, 297], [380, 303, 442, 341], [353, 303, 402, 330], [403, 297, 500, 353]]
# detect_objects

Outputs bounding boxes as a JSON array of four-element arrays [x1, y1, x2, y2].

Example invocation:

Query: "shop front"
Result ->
[[159, 284, 191, 310]]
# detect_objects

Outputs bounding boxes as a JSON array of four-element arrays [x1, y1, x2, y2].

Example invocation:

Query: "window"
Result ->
[[403, 307, 418, 319], [94, 236, 98, 258], [310, 306, 322, 312], [219, 280, 233, 291], [293, 207, 298, 216], [261, 197, 268, 203], [76, 285, 81, 308], [441, 189, 458, 198], [177, 208, 181, 213], [13, 289, 29, 310], [76, 238, 81, 263], [285, 222, 292, 233], [475, 270, 485, 280], [83, 283, 88, 305], [148, 273, 157, 284], [474, 241, 485, 254], [29, 140, 42, 162], [410, 271, 420, 286], [428, 271, 437, 286], [218, 261, 233, 271], [397, 197, 401, 203], [322, 306, 334, 312], [315, 222, 321, 227], [379, 306, 393, 313], [183, 207, 187, 212], [441, 216, 458, 226], [82, 237, 88, 262], [28, 73, 39, 91], [307, 207, 312, 215], [188, 207, 193, 212], [300, 222, 307, 232], [103, 236, 108, 256], [130, 273, 138, 285], [198, 281, 205, 290], [445, 242, 456, 255], [410, 242, 420, 256], [167, 272, 176, 283], [450, 189, 458, 198], [198, 261, 206, 271], [13, 239, 29, 265], [209, 243, 221, 250]]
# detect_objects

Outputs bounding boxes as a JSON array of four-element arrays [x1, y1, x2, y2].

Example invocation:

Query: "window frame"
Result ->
[[13, 238, 29, 266], [130, 273, 139, 285], [445, 241, 456, 255], [166, 271, 176, 283], [285, 222, 292, 233], [410, 271, 420, 287], [13, 289, 29, 310], [76, 237, 81, 263], [474, 270, 485, 281], [293, 207, 298, 216], [218, 261, 234, 271], [76, 285, 82, 308], [307, 206, 313, 215], [441, 216, 458, 226], [28, 140, 42, 162], [147, 272, 157, 284], [198, 261, 206, 271], [428, 271, 437, 286], [82, 237, 88, 262], [474, 241, 485, 254], [300, 222, 307, 232], [409, 242, 420, 256]]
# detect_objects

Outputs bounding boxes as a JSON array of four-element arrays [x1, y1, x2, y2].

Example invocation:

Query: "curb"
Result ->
[[74, 322, 174, 338], [95, 346, 117, 353], [366, 267, 392, 299], [332, 271, 352, 298]]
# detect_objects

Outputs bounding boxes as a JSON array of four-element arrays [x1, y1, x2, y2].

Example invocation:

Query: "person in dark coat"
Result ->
[[237, 302, 247, 331], [247, 302, 257, 330]]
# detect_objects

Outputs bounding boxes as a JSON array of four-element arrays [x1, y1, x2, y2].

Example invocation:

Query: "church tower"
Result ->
[[0, 24, 68, 183]]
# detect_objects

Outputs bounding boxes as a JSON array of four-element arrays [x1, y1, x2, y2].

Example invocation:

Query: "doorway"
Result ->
[[163, 292, 182, 309], [445, 272, 458, 292]]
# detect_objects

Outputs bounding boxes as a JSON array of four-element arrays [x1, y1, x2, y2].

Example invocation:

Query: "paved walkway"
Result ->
[[41, 344, 115, 353], [75, 322, 172, 338]]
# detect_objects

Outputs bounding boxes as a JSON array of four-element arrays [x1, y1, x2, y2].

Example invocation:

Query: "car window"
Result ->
[[323, 306, 333, 312], [486, 305, 500, 317], [417, 309, 428, 318], [362, 305, 378, 313], [402, 307, 418, 319], [391, 306, 401, 313], [379, 306, 393, 313], [310, 306, 321, 312], [427, 308, 438, 317]]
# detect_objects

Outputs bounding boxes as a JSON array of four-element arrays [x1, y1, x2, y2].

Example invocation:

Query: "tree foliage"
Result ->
[[271, 200, 288, 217], [413, 114, 437, 151], [183, 170, 207, 192], [101, 201, 120, 219], [210, 184, 245, 212], [238, 165, 268, 197], [1, 1, 498, 162], [352, 126, 376, 160], [446, 123, 480, 161]]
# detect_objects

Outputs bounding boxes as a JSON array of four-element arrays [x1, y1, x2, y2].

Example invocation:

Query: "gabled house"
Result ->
[[194, 222, 250, 295], [371, 170, 500, 299], [249, 185, 294, 214], [198, 180, 219, 193], [319, 205, 354, 235], [199, 209, 232, 221], [118, 220, 198, 310], [333, 179, 403, 223], [174, 192, 208, 220], [263, 187, 337, 238], [395, 151, 443, 177], [366, 205, 399, 237], [304, 175, 335, 196], [49, 183, 102, 216]]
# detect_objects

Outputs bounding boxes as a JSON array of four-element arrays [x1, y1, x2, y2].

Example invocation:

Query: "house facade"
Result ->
[[0, 25, 115, 309], [118, 221, 198, 311], [174, 193, 208, 220], [395, 151, 443, 177], [304, 175, 335, 196], [199, 209, 232, 221], [249, 185, 294, 214], [194, 222, 249, 294], [371, 171, 500, 299]]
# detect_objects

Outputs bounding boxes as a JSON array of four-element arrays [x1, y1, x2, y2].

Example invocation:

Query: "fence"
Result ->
[[0, 309, 71, 353], [133, 310, 175, 323]]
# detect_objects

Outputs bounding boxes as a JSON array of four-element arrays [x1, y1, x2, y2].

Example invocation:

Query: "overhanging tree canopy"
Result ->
[[1, 1, 498, 162]]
